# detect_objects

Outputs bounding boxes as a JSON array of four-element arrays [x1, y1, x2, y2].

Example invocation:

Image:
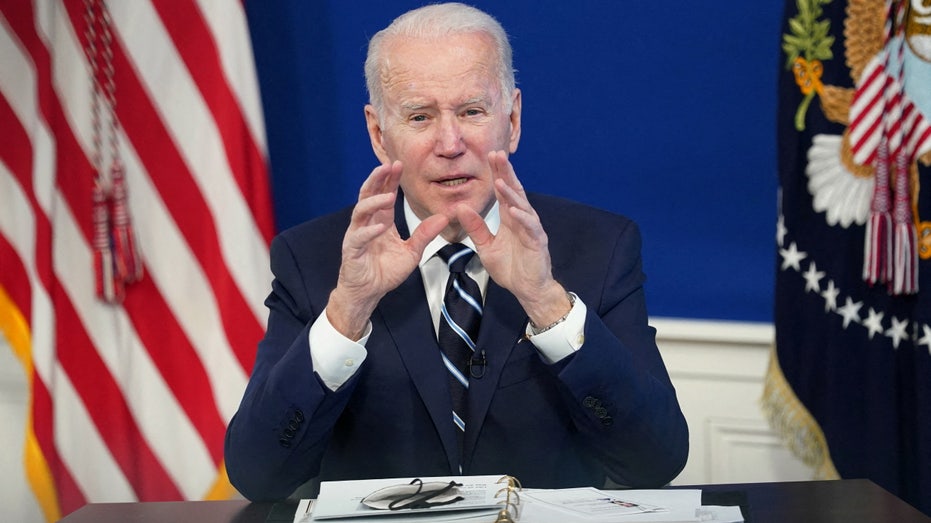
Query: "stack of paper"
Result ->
[[293, 476, 744, 523]]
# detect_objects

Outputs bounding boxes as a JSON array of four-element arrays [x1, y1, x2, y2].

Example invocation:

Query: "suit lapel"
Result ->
[[376, 274, 461, 472], [377, 194, 460, 471], [462, 280, 526, 467]]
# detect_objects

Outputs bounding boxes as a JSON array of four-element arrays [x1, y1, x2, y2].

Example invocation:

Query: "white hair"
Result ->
[[364, 3, 516, 118]]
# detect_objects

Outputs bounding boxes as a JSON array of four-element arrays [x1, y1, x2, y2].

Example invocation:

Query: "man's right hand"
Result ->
[[326, 161, 448, 340]]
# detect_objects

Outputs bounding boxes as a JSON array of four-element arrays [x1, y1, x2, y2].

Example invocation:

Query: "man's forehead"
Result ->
[[377, 33, 503, 110], [382, 65, 501, 111], [381, 35, 497, 79]]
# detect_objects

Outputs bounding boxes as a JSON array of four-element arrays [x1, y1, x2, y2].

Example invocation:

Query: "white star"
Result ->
[[837, 297, 863, 329], [802, 262, 826, 293], [820, 280, 839, 312], [863, 308, 885, 339], [917, 324, 931, 356], [776, 214, 787, 247], [885, 317, 910, 349], [780, 242, 807, 271]]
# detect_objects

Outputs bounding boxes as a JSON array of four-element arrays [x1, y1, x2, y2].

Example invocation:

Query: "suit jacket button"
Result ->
[[601, 416, 613, 426], [279, 438, 291, 448], [594, 407, 608, 418], [583, 396, 597, 408], [294, 410, 305, 422]]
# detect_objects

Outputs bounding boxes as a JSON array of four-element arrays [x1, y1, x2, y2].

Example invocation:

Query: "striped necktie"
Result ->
[[436, 243, 482, 446]]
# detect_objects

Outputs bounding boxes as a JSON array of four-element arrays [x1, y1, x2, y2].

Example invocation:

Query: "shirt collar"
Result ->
[[403, 197, 500, 266]]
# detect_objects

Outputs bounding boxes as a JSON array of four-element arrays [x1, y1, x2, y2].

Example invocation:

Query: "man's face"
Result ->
[[365, 32, 521, 238]]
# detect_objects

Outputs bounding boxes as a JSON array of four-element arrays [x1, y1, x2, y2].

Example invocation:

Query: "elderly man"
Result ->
[[225, 2, 688, 501]]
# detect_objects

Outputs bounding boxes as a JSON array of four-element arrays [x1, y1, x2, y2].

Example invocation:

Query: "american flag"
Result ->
[[766, 0, 931, 514], [0, 0, 273, 520]]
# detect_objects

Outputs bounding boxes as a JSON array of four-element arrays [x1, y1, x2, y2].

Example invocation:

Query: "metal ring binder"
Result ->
[[494, 475, 522, 522]]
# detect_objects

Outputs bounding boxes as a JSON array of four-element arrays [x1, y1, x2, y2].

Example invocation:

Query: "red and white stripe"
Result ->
[[0, 1, 273, 520], [849, 55, 931, 168], [849, 3, 931, 294]]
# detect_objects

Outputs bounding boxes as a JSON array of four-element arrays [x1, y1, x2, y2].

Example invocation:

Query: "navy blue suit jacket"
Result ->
[[225, 193, 688, 501]]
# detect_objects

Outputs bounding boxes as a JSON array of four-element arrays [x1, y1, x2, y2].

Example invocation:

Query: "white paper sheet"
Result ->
[[520, 488, 705, 522]]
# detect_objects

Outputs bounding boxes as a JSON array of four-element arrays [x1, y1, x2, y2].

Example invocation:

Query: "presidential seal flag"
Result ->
[[765, 0, 931, 514], [0, 1, 273, 520]]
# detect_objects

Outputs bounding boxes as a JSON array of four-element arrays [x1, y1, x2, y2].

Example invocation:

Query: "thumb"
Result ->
[[457, 205, 494, 249], [408, 214, 449, 254]]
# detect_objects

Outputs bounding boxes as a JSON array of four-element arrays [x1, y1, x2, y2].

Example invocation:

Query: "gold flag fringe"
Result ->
[[0, 286, 61, 522], [760, 346, 841, 480]]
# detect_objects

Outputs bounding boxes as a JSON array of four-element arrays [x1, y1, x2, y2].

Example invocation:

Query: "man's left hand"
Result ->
[[456, 150, 571, 327]]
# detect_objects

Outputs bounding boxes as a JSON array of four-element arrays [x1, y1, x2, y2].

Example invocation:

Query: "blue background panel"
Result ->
[[245, 1, 784, 322]]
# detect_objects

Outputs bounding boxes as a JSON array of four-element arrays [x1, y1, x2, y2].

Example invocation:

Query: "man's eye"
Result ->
[[410, 114, 428, 122], [463, 108, 484, 117]]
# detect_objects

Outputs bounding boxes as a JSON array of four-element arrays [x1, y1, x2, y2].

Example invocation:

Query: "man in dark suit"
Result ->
[[224, 3, 688, 502]]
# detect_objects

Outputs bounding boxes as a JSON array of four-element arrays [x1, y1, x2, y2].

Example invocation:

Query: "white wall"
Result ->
[[0, 319, 811, 521], [655, 318, 813, 485]]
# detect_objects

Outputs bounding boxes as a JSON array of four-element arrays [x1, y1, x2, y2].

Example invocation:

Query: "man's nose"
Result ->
[[434, 115, 465, 157]]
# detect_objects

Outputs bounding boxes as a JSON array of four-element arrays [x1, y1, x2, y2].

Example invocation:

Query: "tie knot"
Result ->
[[438, 243, 474, 274]]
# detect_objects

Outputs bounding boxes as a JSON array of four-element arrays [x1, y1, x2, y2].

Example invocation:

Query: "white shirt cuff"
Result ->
[[309, 307, 370, 391], [524, 293, 587, 364]]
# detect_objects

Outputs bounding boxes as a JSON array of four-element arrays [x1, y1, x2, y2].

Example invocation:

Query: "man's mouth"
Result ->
[[439, 177, 469, 187]]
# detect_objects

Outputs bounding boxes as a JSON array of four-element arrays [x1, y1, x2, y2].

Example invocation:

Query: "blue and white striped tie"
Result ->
[[436, 243, 482, 452]]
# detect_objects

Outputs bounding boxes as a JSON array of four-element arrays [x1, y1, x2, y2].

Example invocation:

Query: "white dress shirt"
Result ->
[[309, 197, 587, 391]]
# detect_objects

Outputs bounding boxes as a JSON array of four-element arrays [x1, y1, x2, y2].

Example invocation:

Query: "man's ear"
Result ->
[[365, 104, 391, 164], [508, 88, 522, 154]]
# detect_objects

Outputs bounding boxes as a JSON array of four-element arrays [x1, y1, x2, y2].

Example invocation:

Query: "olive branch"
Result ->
[[783, 0, 835, 130]]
